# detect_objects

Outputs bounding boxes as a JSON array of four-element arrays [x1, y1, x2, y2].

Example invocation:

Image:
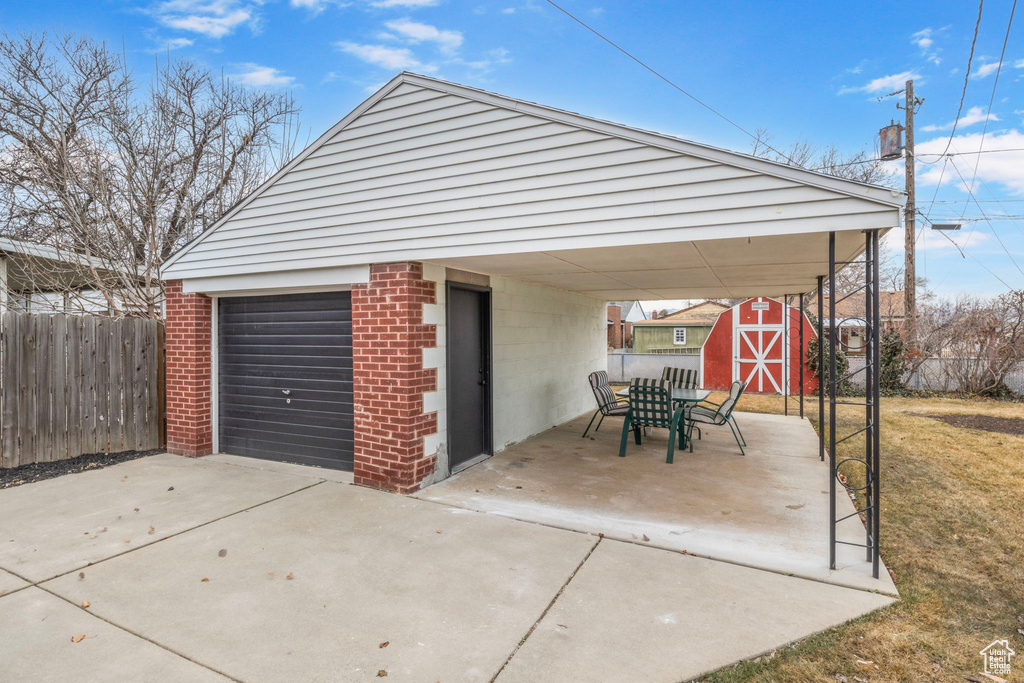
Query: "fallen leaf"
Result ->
[[786, 504, 806, 510], [133, 508, 139, 513], [379, 641, 389, 648], [81, 601, 90, 609], [964, 677, 983, 682], [78, 572, 85, 580], [148, 526, 155, 535], [201, 577, 209, 582], [641, 534, 650, 542], [515, 486, 523, 489], [377, 670, 387, 677], [286, 573, 294, 580], [167, 486, 174, 491], [218, 549, 227, 558], [89, 534, 97, 540], [71, 635, 86, 643], [435, 530, 442, 534], [117, 516, 122, 520]]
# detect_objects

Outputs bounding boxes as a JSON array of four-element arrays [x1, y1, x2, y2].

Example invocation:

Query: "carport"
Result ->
[[160, 72, 904, 581]]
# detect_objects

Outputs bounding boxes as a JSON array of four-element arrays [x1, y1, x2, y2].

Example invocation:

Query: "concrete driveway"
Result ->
[[0, 454, 894, 682]]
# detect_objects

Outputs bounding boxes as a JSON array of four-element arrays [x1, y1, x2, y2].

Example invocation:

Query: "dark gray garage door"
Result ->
[[217, 291, 353, 470]]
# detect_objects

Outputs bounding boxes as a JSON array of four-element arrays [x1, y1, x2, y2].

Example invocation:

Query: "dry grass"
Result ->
[[697, 392, 1024, 682]]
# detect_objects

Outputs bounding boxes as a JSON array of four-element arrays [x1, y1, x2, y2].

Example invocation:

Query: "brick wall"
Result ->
[[164, 280, 213, 457], [351, 263, 438, 493]]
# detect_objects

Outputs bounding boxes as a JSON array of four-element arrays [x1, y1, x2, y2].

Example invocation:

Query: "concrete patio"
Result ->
[[415, 410, 897, 595], [0, 451, 895, 682]]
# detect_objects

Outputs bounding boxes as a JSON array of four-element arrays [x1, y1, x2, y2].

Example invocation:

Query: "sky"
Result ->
[[2, 0, 1023, 304]]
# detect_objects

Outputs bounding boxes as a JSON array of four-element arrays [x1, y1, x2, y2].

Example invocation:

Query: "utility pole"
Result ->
[[903, 79, 917, 348]]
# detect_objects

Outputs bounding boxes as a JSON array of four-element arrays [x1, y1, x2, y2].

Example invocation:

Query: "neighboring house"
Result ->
[[0, 237, 113, 315], [632, 301, 729, 354], [819, 291, 904, 356], [606, 300, 644, 350], [702, 297, 818, 395], [159, 72, 904, 494]]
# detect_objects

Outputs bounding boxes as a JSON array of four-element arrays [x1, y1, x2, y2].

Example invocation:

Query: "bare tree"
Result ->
[[0, 32, 300, 317], [750, 127, 898, 188]]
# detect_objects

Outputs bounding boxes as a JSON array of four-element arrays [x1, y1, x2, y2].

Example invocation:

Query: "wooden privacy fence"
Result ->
[[1, 312, 165, 468]]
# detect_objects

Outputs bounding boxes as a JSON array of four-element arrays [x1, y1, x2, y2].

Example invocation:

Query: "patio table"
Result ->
[[615, 386, 711, 450]]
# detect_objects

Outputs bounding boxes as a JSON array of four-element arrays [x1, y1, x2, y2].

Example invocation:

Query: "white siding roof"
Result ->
[[163, 74, 903, 281]]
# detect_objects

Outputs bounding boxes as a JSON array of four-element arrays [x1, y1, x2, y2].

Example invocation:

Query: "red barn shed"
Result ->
[[701, 297, 818, 395]]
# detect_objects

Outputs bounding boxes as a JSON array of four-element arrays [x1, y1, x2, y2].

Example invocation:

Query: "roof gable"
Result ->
[[163, 73, 905, 280]]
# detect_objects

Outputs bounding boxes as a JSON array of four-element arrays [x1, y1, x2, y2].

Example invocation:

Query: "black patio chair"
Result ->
[[661, 366, 699, 389], [619, 378, 688, 463], [686, 386, 746, 455], [582, 370, 630, 438]]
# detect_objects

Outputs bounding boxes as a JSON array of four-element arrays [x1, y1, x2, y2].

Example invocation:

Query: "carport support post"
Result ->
[[871, 229, 882, 579], [816, 276, 824, 463], [828, 232, 837, 571], [863, 230, 875, 562], [799, 292, 805, 418]]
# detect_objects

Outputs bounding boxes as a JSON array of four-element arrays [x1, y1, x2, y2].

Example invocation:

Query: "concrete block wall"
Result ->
[[490, 277, 606, 451]]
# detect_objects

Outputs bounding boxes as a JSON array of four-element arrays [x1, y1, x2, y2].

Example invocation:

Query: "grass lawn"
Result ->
[[692, 391, 1024, 682]]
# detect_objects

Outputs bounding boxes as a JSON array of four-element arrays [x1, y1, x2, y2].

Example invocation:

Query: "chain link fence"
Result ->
[[606, 353, 701, 383]]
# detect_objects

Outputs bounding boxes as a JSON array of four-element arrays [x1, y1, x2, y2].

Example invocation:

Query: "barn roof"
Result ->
[[163, 73, 905, 299]]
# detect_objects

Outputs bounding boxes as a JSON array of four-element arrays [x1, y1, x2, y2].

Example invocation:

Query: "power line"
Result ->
[[811, 147, 1024, 171], [936, 0, 986, 159], [918, 212, 1017, 290], [947, 157, 1024, 278], [544, 0, 805, 168], [960, 0, 1017, 222]]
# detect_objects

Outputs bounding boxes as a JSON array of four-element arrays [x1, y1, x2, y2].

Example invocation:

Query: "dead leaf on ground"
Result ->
[[81, 601, 90, 609], [641, 534, 650, 542], [377, 670, 387, 677], [78, 572, 85, 580], [167, 486, 174, 491], [148, 526, 155, 535], [201, 577, 209, 582], [218, 549, 227, 558], [435, 530, 442, 534], [286, 573, 294, 580], [133, 508, 139, 512], [786, 504, 806, 510], [379, 641, 389, 648], [964, 676, 982, 682], [71, 635, 86, 643], [117, 515, 122, 520]]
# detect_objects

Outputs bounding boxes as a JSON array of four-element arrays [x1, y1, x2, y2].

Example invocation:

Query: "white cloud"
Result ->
[[455, 47, 513, 71], [1015, 58, 1024, 68], [838, 71, 921, 95], [920, 106, 1000, 132], [911, 27, 943, 64], [916, 129, 1024, 195], [230, 63, 295, 87], [973, 61, 1002, 78], [384, 18, 463, 52], [501, 7, 516, 13], [335, 41, 435, 71], [369, 0, 439, 7], [151, 0, 256, 38]]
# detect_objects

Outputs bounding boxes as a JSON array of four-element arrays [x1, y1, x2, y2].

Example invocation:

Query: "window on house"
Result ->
[[673, 328, 687, 345]]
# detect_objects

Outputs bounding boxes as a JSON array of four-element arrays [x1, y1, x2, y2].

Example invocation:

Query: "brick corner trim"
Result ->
[[351, 262, 438, 494], [164, 279, 213, 457]]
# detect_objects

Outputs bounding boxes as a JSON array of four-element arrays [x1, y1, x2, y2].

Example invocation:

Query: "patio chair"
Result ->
[[582, 371, 630, 438], [661, 366, 699, 389], [686, 386, 747, 455], [695, 380, 747, 447], [619, 378, 688, 463]]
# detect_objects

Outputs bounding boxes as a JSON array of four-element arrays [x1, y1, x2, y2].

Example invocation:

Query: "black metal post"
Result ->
[[864, 230, 875, 562], [784, 294, 789, 417], [828, 232, 837, 571], [817, 275, 824, 462], [871, 228, 882, 579], [799, 292, 805, 419]]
